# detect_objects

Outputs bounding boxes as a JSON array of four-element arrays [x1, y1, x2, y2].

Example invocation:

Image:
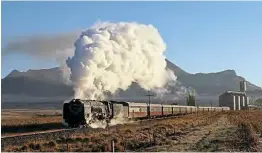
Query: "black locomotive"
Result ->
[[62, 99, 127, 127]]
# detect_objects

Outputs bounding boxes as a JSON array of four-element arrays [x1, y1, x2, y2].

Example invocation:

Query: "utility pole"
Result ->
[[146, 90, 154, 118], [210, 100, 213, 112], [195, 100, 199, 107], [185, 96, 188, 106]]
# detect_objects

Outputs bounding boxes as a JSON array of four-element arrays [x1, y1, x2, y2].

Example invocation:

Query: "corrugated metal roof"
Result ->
[[220, 90, 246, 96]]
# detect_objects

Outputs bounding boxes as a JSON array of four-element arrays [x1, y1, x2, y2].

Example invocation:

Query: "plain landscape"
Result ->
[[2, 2, 262, 152], [2, 111, 262, 152], [1, 59, 262, 152]]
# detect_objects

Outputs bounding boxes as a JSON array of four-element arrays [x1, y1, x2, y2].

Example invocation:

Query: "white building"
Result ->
[[219, 80, 249, 110]]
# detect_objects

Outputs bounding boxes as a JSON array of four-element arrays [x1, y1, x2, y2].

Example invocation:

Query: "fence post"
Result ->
[[34, 133, 36, 144], [153, 130, 156, 144], [197, 107, 198, 117], [82, 140, 84, 152], [111, 140, 114, 152]]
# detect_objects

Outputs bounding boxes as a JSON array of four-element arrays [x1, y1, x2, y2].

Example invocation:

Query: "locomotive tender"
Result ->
[[62, 99, 230, 128]]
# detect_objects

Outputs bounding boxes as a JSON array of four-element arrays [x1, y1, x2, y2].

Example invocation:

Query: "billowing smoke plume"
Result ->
[[66, 22, 177, 100], [150, 69, 177, 99]]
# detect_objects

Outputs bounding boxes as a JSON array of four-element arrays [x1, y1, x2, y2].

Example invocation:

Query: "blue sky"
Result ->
[[2, 2, 262, 86]]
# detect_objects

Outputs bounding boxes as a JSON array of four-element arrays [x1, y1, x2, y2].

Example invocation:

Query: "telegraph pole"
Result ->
[[185, 96, 188, 106], [146, 90, 154, 118], [210, 100, 213, 112], [111, 140, 115, 152]]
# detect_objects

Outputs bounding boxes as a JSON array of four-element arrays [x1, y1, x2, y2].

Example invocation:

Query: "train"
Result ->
[[62, 99, 230, 128]]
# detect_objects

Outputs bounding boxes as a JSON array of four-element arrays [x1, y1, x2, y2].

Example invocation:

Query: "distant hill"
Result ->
[[166, 60, 261, 94], [2, 67, 73, 97], [2, 59, 261, 101]]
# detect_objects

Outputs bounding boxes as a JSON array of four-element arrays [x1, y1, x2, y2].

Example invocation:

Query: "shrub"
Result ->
[[90, 144, 101, 152], [114, 144, 124, 152], [28, 143, 41, 150], [56, 139, 63, 144], [75, 137, 83, 142], [48, 141, 57, 147], [83, 137, 90, 143], [126, 140, 136, 149], [20, 145, 28, 151], [66, 137, 75, 143]]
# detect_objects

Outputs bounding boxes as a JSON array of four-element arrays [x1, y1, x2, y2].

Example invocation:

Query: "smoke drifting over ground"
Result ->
[[66, 22, 177, 100], [89, 111, 133, 129]]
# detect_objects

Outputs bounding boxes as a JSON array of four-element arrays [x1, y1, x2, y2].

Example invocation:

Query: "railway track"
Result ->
[[1, 127, 96, 148], [1, 128, 73, 139], [2, 113, 185, 137], [1, 113, 198, 149]]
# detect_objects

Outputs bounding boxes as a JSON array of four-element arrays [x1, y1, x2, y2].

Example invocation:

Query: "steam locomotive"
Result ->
[[62, 99, 230, 128]]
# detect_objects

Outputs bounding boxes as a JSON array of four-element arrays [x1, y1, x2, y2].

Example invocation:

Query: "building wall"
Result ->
[[219, 94, 234, 110], [241, 96, 250, 110], [219, 93, 248, 110]]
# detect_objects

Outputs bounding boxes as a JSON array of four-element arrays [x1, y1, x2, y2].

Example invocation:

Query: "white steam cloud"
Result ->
[[66, 22, 177, 100]]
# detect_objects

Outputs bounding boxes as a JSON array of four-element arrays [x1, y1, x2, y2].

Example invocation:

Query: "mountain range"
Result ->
[[2, 59, 262, 103]]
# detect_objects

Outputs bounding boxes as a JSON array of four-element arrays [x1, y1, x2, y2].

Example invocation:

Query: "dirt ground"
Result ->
[[142, 114, 238, 151], [3, 111, 262, 152]]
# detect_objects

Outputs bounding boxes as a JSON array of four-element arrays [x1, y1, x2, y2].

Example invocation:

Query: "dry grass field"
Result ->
[[2, 110, 262, 152], [1, 109, 61, 119], [1, 109, 62, 135]]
